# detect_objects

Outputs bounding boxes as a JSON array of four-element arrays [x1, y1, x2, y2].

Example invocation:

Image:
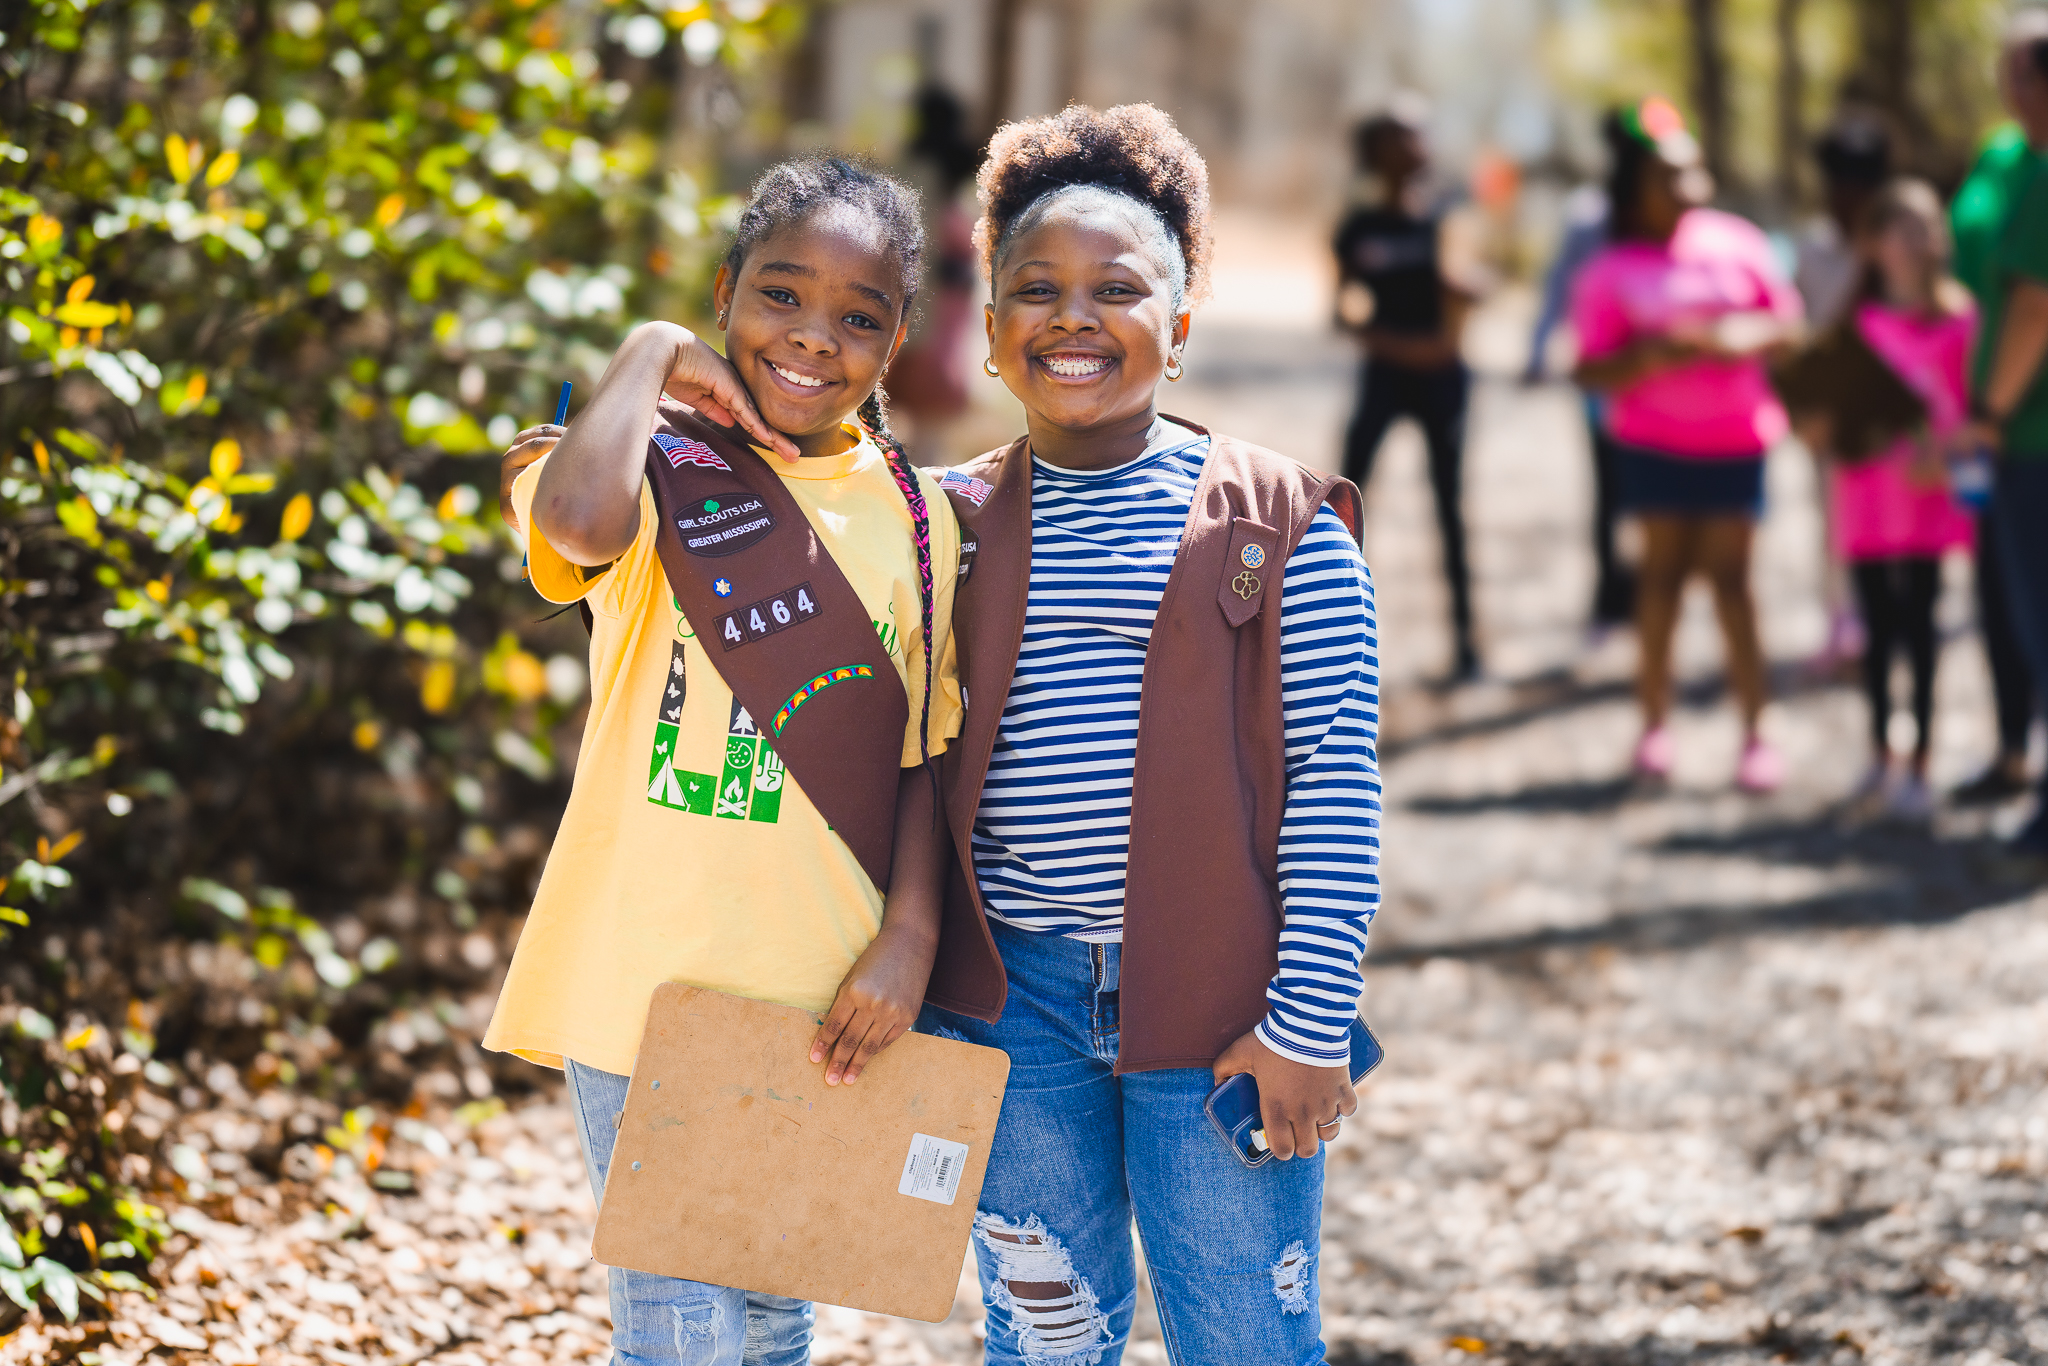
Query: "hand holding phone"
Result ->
[[1205, 1019, 1383, 1168]]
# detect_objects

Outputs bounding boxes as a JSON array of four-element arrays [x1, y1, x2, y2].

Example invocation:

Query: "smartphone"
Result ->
[[1203, 1017, 1384, 1169]]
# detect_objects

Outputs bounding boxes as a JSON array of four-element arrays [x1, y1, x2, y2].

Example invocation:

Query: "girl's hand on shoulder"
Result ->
[[1212, 1029, 1358, 1161], [497, 424, 563, 531], [635, 322, 800, 463], [809, 923, 936, 1086]]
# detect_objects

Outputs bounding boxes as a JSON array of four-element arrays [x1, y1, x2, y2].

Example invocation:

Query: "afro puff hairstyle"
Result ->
[[974, 103, 1213, 308]]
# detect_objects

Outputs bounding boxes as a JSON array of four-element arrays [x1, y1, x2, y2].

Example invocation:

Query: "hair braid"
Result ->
[[863, 387, 939, 809]]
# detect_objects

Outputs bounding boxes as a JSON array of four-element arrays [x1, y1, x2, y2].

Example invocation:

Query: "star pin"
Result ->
[[713, 578, 733, 598]]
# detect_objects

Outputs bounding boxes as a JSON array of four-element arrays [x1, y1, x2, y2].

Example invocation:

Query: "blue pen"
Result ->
[[554, 380, 572, 426]]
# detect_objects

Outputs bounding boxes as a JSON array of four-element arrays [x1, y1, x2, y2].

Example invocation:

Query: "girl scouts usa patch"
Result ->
[[674, 491, 774, 556], [653, 432, 731, 471]]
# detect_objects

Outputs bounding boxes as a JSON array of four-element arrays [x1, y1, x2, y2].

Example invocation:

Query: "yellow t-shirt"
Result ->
[[482, 425, 964, 1075]]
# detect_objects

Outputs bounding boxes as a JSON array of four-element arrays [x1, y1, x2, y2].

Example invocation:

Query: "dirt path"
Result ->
[[14, 218, 2048, 1366]]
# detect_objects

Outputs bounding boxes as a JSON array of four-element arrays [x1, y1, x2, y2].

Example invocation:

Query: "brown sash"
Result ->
[[641, 404, 908, 891]]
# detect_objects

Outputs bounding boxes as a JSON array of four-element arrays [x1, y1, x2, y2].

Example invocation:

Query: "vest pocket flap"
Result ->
[[1219, 517, 1279, 627]]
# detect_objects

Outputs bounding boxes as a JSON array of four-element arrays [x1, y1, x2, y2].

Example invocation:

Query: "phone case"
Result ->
[[1203, 1017, 1386, 1169]]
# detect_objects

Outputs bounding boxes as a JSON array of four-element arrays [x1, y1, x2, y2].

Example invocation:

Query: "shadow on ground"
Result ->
[[1382, 664, 1853, 762], [1370, 810, 2037, 966]]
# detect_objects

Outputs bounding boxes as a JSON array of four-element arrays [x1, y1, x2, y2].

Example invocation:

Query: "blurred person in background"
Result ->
[[1335, 97, 1482, 681], [1948, 10, 2048, 814], [1797, 115, 1894, 675], [1525, 181, 1635, 633], [1571, 99, 1805, 792], [1952, 10, 2048, 853], [1797, 116, 1894, 331], [882, 78, 981, 463], [1808, 181, 1978, 823]]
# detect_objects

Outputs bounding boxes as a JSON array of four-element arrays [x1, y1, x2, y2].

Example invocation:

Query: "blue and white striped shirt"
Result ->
[[971, 434, 1383, 1066]]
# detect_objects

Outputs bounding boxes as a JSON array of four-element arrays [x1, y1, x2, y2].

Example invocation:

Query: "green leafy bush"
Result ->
[[0, 0, 805, 1328]]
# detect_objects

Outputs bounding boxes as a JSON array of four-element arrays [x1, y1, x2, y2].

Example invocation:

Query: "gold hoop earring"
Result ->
[[983, 356, 1001, 377], [1164, 356, 1184, 382]]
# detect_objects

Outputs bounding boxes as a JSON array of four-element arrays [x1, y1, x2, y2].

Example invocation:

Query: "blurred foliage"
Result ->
[[0, 0, 806, 1329], [1552, 0, 2009, 202]]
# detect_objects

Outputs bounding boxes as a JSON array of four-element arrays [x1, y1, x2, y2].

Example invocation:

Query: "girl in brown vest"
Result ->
[[918, 105, 1383, 1366], [489, 159, 967, 1366]]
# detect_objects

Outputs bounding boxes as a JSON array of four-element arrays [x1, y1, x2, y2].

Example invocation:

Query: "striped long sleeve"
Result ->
[[1253, 506, 1382, 1066]]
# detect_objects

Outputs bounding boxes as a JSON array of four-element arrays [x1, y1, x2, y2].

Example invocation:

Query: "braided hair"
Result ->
[[723, 158, 942, 796], [724, 155, 926, 309], [858, 389, 939, 792]]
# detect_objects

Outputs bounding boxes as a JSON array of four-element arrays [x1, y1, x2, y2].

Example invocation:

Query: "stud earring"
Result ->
[[716, 311, 728, 328], [983, 356, 1001, 377], [1164, 355, 1184, 382]]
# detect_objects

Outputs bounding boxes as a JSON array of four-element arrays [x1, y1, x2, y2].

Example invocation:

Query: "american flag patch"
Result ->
[[938, 468, 993, 506], [653, 432, 731, 471]]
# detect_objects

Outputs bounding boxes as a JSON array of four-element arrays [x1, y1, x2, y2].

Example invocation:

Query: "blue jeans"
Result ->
[[1991, 457, 2048, 818], [565, 1060, 814, 1366], [921, 917, 1328, 1366]]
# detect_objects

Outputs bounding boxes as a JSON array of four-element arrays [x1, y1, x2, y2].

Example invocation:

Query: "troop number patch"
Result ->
[[718, 581, 821, 651], [676, 491, 775, 557]]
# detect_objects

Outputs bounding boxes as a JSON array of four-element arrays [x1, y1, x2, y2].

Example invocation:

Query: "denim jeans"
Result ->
[[565, 1060, 814, 1366], [921, 917, 1328, 1366]]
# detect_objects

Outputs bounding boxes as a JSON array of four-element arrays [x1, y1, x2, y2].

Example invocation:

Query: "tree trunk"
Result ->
[[780, 1, 833, 128], [1686, 0, 1732, 187], [1776, 0, 1807, 210], [1849, 0, 1921, 171], [983, 0, 1024, 143], [1057, 0, 1087, 111]]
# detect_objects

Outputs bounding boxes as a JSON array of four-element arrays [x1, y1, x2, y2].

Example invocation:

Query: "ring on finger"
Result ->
[[1316, 1118, 1341, 1135]]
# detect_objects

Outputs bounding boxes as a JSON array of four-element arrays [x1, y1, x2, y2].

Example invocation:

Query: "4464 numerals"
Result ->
[[718, 582, 820, 652]]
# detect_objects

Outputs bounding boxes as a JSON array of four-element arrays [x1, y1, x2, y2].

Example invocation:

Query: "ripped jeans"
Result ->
[[565, 1060, 814, 1366], [920, 917, 1327, 1366]]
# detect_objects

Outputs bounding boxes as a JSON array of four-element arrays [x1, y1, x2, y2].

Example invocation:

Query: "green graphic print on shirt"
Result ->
[[644, 598, 783, 824], [643, 599, 899, 825]]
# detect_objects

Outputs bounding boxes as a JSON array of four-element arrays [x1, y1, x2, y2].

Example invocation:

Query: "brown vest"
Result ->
[[641, 404, 909, 891], [924, 419, 1364, 1073]]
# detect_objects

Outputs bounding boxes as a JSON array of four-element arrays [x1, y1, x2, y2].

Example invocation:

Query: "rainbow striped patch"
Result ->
[[771, 664, 877, 735]]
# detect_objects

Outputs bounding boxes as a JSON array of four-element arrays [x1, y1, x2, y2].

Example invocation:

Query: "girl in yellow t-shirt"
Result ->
[[486, 158, 964, 1366]]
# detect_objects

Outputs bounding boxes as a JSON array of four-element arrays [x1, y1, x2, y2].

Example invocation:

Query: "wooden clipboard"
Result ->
[[591, 983, 1009, 1322]]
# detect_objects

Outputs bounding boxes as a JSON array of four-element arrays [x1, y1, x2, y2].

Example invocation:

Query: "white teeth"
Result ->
[[1040, 355, 1110, 377], [770, 362, 827, 388]]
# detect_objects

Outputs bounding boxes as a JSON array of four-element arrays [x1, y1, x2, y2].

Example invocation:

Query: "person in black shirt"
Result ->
[[1335, 103, 1480, 679]]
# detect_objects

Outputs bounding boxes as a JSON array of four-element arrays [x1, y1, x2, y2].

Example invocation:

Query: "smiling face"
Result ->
[[986, 200, 1191, 440], [712, 204, 910, 457]]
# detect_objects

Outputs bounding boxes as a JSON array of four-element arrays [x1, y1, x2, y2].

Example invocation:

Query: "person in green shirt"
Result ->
[[1950, 124, 2041, 803], [1954, 10, 2048, 853]]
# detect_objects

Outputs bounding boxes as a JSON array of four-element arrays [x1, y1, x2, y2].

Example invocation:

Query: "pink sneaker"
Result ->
[[1737, 737, 1784, 793], [1633, 726, 1675, 782]]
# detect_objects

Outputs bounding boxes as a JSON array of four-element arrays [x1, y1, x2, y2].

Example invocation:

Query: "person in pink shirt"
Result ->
[[1814, 180, 1978, 820], [1572, 99, 1805, 791]]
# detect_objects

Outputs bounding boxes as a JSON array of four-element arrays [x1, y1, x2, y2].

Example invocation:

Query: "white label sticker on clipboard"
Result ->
[[897, 1132, 969, 1206]]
